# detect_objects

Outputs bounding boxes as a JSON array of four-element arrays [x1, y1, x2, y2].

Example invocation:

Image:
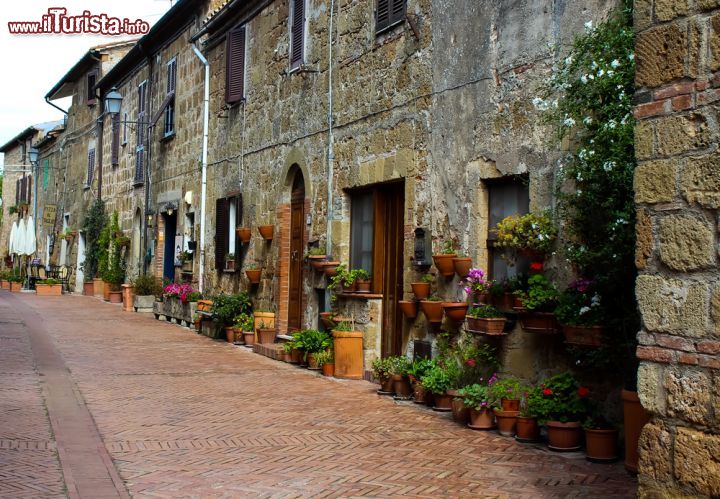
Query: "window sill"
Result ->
[[121, 141, 127, 147], [83, 184, 91, 191], [132, 180, 144, 188], [223, 268, 237, 274], [288, 64, 318, 75], [375, 18, 405, 38], [160, 132, 175, 143], [336, 292, 383, 300]]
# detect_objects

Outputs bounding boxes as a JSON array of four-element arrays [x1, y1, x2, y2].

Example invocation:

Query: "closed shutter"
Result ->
[[43, 159, 49, 190], [290, 0, 304, 68], [167, 58, 177, 93], [87, 71, 97, 105], [134, 149, 144, 183], [15, 178, 20, 205], [111, 113, 120, 166], [226, 26, 246, 104], [391, 0, 406, 24], [26, 176, 32, 206], [87, 149, 95, 185], [376, 0, 405, 33], [215, 198, 228, 270]]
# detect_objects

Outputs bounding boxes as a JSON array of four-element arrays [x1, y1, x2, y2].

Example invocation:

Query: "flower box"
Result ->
[[561, 325, 604, 347], [516, 309, 558, 334], [36, 283, 62, 296]]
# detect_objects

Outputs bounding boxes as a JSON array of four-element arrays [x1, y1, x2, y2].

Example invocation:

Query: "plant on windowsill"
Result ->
[[466, 305, 507, 335], [354, 268, 371, 293], [432, 240, 457, 277], [513, 274, 559, 334], [225, 253, 236, 271], [419, 295, 444, 323], [494, 211, 558, 261], [245, 263, 262, 284]]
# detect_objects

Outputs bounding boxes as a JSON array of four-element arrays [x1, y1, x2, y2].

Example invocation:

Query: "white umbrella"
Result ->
[[16, 218, 27, 255], [24, 216, 36, 256], [8, 221, 18, 254]]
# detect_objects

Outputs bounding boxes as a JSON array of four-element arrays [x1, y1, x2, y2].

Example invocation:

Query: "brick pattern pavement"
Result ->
[[2, 292, 637, 497]]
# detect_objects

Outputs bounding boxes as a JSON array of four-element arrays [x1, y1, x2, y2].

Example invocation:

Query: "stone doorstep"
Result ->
[[252, 342, 285, 361]]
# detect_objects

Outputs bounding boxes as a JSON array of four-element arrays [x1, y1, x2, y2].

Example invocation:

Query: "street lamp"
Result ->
[[28, 146, 39, 164], [104, 87, 123, 115]]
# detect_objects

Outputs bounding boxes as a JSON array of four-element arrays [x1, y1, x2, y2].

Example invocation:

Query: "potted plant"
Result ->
[[488, 274, 527, 311], [419, 295, 444, 323], [234, 313, 254, 344], [236, 226, 252, 243], [178, 251, 193, 272], [398, 299, 417, 319], [490, 377, 524, 437], [211, 293, 252, 342], [514, 274, 559, 334], [516, 391, 541, 442], [372, 357, 394, 394], [584, 411, 619, 462], [452, 253, 473, 278], [36, 278, 62, 296], [283, 334, 302, 363], [225, 253, 236, 271], [327, 264, 348, 291], [8, 273, 23, 292], [322, 260, 341, 277], [555, 278, 604, 347], [410, 274, 433, 300], [301, 329, 332, 369], [457, 375, 499, 430], [257, 225, 274, 240], [442, 300, 468, 322], [253, 310, 275, 335], [495, 211, 558, 260], [306, 247, 327, 270], [315, 349, 335, 376], [463, 267, 490, 303], [388, 356, 412, 399], [420, 361, 459, 412], [331, 320, 364, 379], [355, 269, 372, 293], [466, 305, 507, 335], [62, 227, 74, 242], [131, 274, 162, 312], [319, 311, 336, 330], [432, 240, 457, 277], [407, 358, 434, 404], [341, 268, 359, 293], [529, 372, 590, 451], [257, 320, 276, 345], [245, 263, 262, 284]]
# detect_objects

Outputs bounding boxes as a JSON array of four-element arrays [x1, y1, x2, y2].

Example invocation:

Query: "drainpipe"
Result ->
[[44, 97, 67, 117], [326, 0, 335, 259], [191, 42, 210, 294]]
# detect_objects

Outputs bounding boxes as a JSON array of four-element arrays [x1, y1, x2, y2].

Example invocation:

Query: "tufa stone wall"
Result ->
[[634, 0, 720, 497]]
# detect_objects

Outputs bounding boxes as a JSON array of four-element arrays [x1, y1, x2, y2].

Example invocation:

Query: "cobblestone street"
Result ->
[[0, 292, 637, 498]]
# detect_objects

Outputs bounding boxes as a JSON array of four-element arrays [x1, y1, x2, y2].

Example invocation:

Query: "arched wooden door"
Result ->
[[288, 171, 305, 331]]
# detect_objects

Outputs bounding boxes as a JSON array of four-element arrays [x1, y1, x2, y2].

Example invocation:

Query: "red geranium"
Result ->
[[465, 359, 476, 367], [542, 388, 553, 396], [577, 386, 589, 397], [530, 262, 544, 271]]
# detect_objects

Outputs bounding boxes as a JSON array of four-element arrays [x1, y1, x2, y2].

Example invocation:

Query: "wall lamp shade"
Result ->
[[104, 87, 123, 114], [28, 147, 39, 164]]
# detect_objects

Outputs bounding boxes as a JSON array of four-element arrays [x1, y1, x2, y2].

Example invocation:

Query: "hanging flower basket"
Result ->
[[258, 225, 274, 240]]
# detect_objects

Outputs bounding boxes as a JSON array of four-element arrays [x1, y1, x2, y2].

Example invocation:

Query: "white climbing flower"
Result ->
[[584, 21, 593, 31], [565, 55, 573, 65], [532, 97, 549, 111], [579, 306, 591, 315], [628, 53, 635, 61], [611, 59, 620, 68], [580, 74, 588, 84], [607, 120, 617, 129], [583, 116, 593, 125], [563, 117, 576, 127], [603, 161, 616, 172], [598, 69, 605, 78]]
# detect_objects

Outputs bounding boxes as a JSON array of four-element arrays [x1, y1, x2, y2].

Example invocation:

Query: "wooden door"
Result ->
[[288, 174, 305, 332], [378, 182, 404, 357]]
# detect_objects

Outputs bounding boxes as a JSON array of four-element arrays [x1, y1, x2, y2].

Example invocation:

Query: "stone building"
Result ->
[[43, 40, 135, 289], [633, 0, 720, 496]]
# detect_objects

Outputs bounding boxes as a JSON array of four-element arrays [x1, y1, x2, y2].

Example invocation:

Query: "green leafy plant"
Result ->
[[406, 358, 435, 384], [526, 372, 591, 423], [131, 273, 163, 296], [457, 374, 500, 411], [294, 329, 332, 360], [420, 361, 461, 395], [426, 295, 443, 302], [387, 356, 410, 376], [489, 376, 525, 403], [495, 211, 557, 255], [333, 320, 353, 332], [178, 251, 192, 262], [186, 291, 203, 302], [420, 274, 434, 284], [104, 212, 126, 291], [314, 349, 334, 366], [211, 292, 252, 327], [8, 206, 17, 215], [439, 240, 455, 254], [42, 278, 60, 285], [233, 312, 254, 332], [467, 305, 503, 319], [555, 278, 604, 326], [328, 264, 348, 289], [515, 274, 559, 312], [372, 357, 393, 381], [354, 268, 371, 281], [81, 199, 107, 279], [225, 253, 235, 260], [307, 247, 326, 256]]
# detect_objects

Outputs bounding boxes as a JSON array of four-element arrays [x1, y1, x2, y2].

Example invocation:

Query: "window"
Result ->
[[135, 81, 147, 185], [163, 57, 177, 137], [226, 25, 246, 104], [43, 159, 49, 190], [86, 148, 95, 186], [486, 177, 530, 281], [122, 112, 128, 145], [350, 191, 374, 274], [214, 195, 243, 270], [290, 0, 305, 69], [111, 112, 120, 166], [376, 0, 406, 34], [87, 70, 98, 105]]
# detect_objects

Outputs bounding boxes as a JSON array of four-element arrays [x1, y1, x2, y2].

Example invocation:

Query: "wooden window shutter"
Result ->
[[290, 0, 305, 68], [87, 149, 95, 185], [87, 71, 97, 105], [43, 159, 49, 190], [226, 26, 246, 104], [167, 58, 177, 94], [215, 198, 229, 270], [376, 0, 405, 33], [26, 176, 32, 206], [15, 178, 20, 205], [111, 113, 120, 166], [134, 149, 144, 183], [390, 0, 406, 25]]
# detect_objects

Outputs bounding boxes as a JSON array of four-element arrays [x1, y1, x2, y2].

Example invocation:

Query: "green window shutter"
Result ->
[[43, 159, 49, 190]]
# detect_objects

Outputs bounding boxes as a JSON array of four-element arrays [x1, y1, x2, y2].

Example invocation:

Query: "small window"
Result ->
[[350, 191, 374, 275], [135, 81, 147, 185], [376, 0, 406, 34], [214, 195, 243, 271], [20, 142, 26, 163], [87, 71, 98, 105], [226, 25, 247, 104], [290, 0, 305, 69], [486, 177, 530, 281], [164, 57, 177, 137]]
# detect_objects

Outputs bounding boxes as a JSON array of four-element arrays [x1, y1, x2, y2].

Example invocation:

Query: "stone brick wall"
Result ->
[[634, 0, 720, 496]]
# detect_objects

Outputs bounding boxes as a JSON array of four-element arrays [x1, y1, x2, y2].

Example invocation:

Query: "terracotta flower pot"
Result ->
[[236, 227, 252, 243], [83, 281, 94, 296], [516, 310, 558, 334], [585, 428, 619, 462], [392, 374, 412, 399], [495, 410, 519, 437], [257, 328, 276, 344], [398, 300, 418, 319], [289, 348, 302, 364], [307, 353, 321, 370], [562, 325, 604, 347], [322, 261, 341, 277], [378, 377, 394, 394], [341, 281, 358, 293], [245, 269, 262, 284], [0, 280, 10, 290], [108, 290, 123, 303], [93, 278, 104, 297], [103, 281, 111, 301], [515, 416, 540, 442], [322, 363, 335, 377], [622, 389, 650, 473], [490, 292, 516, 311], [501, 398, 520, 411], [258, 225, 274, 240], [319, 312, 336, 330], [242, 331, 255, 346], [356, 279, 371, 293], [412, 383, 427, 404], [225, 260, 236, 271], [466, 316, 506, 335], [122, 284, 135, 312], [452, 257, 472, 278], [420, 300, 444, 323], [36, 284, 62, 296], [308, 255, 327, 270], [447, 390, 469, 424], [442, 302, 468, 322], [468, 407, 496, 430], [225, 326, 236, 343], [432, 253, 457, 277], [432, 392, 453, 412], [410, 282, 431, 300], [332, 330, 363, 380], [546, 421, 583, 451]]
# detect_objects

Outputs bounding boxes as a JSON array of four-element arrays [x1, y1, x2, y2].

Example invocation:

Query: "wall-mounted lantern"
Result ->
[[413, 228, 432, 268]]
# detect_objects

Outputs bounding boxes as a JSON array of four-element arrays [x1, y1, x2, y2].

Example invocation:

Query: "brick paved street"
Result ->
[[0, 291, 637, 498]]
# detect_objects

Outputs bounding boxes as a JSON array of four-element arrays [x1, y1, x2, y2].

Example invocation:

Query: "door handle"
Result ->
[[291, 250, 299, 261]]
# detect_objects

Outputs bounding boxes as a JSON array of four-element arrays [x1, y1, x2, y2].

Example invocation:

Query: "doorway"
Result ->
[[288, 171, 305, 332], [162, 212, 177, 281]]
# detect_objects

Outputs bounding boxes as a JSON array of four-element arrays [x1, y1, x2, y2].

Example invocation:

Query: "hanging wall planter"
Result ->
[[516, 309, 559, 334], [452, 257, 473, 278], [561, 324, 604, 347], [258, 225, 274, 240], [308, 255, 327, 270], [442, 302, 468, 322], [236, 227, 252, 243], [322, 261, 341, 277], [245, 268, 262, 284], [420, 300, 444, 323], [432, 253, 457, 277], [410, 282, 430, 300], [398, 300, 418, 319]]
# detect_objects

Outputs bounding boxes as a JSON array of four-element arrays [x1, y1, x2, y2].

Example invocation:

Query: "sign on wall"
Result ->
[[43, 204, 57, 227]]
